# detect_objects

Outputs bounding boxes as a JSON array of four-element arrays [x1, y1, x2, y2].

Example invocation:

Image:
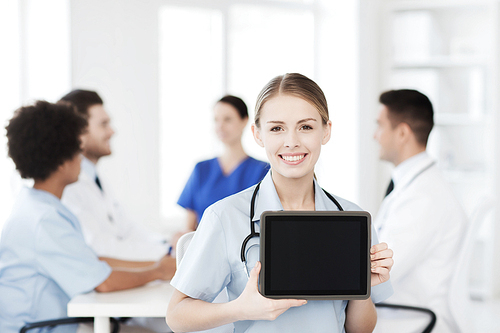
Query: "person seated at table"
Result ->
[[0, 101, 175, 333], [174, 95, 269, 245], [60, 89, 170, 262]]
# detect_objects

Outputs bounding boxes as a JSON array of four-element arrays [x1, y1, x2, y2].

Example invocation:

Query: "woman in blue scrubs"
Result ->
[[177, 95, 269, 231], [167, 74, 394, 333]]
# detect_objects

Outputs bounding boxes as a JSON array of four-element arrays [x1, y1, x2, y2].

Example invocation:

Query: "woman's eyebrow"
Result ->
[[266, 118, 317, 125], [297, 118, 317, 124]]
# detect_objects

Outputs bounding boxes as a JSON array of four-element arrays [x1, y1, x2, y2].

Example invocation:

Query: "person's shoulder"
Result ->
[[7, 190, 62, 233], [205, 184, 255, 216], [193, 158, 219, 173], [195, 158, 218, 167], [246, 156, 269, 168], [410, 165, 459, 201]]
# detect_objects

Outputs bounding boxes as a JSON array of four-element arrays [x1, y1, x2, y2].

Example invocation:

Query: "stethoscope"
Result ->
[[240, 181, 345, 277]]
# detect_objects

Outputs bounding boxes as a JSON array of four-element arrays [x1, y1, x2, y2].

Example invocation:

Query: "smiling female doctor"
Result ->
[[167, 73, 394, 333]]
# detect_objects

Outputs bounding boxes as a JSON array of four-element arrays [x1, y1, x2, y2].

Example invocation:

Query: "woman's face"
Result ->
[[252, 94, 331, 181], [214, 102, 248, 145]]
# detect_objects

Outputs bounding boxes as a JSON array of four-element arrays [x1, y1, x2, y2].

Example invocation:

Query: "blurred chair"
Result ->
[[20, 317, 119, 333], [448, 197, 495, 332], [374, 303, 436, 333], [176, 231, 196, 267]]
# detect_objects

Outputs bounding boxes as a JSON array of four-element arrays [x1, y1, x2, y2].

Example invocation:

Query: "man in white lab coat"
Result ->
[[60, 90, 171, 261], [373, 89, 467, 333], [60, 90, 173, 332]]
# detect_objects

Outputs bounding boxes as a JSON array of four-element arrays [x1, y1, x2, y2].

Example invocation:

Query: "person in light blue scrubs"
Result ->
[[0, 101, 174, 333], [175, 95, 269, 241], [167, 73, 395, 333]]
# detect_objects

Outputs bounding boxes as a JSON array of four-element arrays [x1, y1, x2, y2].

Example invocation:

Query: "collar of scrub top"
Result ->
[[251, 171, 336, 224], [390, 151, 435, 194]]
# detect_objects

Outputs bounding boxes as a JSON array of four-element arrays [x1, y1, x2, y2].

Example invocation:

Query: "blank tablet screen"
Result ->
[[259, 211, 370, 299]]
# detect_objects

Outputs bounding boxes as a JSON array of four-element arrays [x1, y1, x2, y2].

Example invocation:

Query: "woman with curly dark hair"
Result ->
[[0, 101, 174, 333]]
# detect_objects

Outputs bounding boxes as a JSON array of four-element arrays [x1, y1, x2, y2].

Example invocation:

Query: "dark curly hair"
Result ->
[[6, 100, 88, 180]]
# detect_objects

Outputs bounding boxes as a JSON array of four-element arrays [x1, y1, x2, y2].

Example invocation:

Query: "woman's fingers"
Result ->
[[371, 258, 394, 271], [371, 248, 394, 261], [370, 242, 388, 253]]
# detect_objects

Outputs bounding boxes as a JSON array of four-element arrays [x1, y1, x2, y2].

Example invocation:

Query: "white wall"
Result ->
[[68, 0, 364, 235], [70, 0, 164, 232], [357, 0, 391, 215]]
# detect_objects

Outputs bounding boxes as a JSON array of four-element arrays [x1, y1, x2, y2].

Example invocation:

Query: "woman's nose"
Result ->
[[284, 131, 300, 148]]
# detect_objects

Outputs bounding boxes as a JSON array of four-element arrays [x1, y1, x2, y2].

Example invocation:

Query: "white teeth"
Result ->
[[282, 155, 305, 162]]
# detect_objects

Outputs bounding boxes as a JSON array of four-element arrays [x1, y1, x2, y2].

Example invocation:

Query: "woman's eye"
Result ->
[[270, 126, 282, 132], [301, 125, 313, 130]]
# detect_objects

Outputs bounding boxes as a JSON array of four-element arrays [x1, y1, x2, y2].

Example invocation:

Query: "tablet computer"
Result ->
[[259, 211, 371, 300]]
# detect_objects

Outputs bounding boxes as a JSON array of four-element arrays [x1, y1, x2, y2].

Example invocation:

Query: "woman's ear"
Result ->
[[251, 123, 264, 147], [322, 120, 332, 145]]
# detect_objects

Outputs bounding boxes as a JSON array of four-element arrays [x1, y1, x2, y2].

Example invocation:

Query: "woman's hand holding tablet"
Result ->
[[234, 262, 307, 321], [370, 242, 394, 286]]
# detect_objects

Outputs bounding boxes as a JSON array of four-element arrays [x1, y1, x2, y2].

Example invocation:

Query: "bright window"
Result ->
[[159, 1, 315, 223], [0, 0, 70, 233]]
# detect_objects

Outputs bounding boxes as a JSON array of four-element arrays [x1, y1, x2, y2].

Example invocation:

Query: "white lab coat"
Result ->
[[374, 152, 467, 333], [62, 157, 169, 261]]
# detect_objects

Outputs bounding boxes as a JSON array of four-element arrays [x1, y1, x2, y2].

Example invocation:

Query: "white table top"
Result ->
[[67, 281, 175, 318]]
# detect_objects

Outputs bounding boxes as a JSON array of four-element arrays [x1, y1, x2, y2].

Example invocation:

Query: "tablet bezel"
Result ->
[[259, 211, 371, 300]]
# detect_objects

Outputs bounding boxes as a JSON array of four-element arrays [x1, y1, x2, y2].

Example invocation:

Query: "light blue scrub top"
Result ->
[[171, 171, 393, 333], [0, 188, 112, 333]]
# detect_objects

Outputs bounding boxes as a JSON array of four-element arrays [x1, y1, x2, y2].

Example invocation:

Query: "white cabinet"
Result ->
[[379, 0, 500, 299]]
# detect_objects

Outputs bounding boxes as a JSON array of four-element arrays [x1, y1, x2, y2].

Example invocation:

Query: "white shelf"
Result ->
[[381, 0, 499, 300], [388, 0, 493, 12], [434, 113, 484, 126], [392, 56, 486, 69]]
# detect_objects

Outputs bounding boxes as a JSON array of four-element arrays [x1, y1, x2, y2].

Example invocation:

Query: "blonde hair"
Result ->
[[254, 73, 329, 128]]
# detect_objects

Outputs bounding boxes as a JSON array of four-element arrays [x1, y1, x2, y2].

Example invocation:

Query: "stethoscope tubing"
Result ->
[[240, 181, 344, 267]]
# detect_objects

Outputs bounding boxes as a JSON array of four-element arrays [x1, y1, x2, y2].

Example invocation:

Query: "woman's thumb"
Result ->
[[249, 261, 261, 285]]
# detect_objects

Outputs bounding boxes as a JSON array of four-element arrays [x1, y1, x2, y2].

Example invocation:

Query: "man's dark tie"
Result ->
[[95, 176, 103, 192], [385, 179, 394, 197]]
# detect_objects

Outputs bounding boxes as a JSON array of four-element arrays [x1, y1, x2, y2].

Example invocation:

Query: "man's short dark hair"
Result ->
[[59, 89, 103, 118], [218, 95, 248, 119], [6, 100, 88, 180], [379, 89, 434, 146]]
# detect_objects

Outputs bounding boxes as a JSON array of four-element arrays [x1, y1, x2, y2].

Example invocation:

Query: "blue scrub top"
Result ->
[[171, 171, 393, 333], [0, 188, 112, 333], [177, 156, 269, 223]]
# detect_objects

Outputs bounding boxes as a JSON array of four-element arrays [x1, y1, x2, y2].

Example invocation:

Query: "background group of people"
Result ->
[[0, 72, 467, 333]]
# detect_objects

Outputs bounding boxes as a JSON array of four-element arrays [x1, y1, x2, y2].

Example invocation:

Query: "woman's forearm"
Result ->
[[344, 297, 377, 333], [99, 257, 156, 268], [167, 290, 242, 332]]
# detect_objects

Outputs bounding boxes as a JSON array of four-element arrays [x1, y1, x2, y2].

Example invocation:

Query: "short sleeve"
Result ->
[[35, 213, 112, 298], [177, 164, 200, 211], [170, 208, 231, 302], [370, 222, 394, 303]]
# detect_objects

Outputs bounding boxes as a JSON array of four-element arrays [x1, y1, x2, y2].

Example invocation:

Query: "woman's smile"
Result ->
[[279, 153, 307, 164]]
